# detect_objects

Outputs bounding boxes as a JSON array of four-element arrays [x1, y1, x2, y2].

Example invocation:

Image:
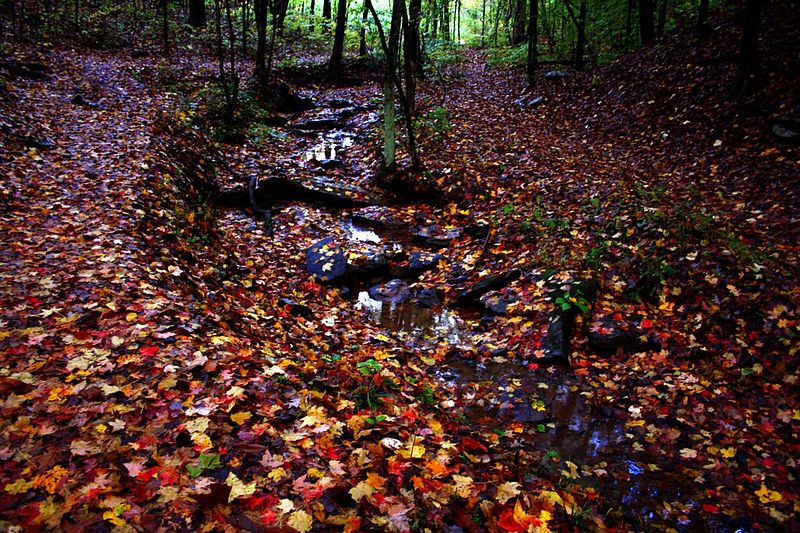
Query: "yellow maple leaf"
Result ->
[[720, 447, 736, 459], [268, 467, 287, 481], [755, 484, 782, 504], [287, 510, 313, 533], [225, 472, 257, 502], [495, 481, 521, 504], [230, 412, 252, 425], [349, 480, 376, 502]]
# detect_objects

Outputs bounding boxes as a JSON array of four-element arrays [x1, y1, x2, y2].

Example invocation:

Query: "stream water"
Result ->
[[289, 115, 705, 530]]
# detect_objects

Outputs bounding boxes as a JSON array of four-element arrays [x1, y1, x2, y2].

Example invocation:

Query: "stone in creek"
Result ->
[[351, 206, 407, 229], [537, 311, 574, 365], [368, 279, 411, 304], [415, 287, 440, 309], [408, 252, 444, 274], [586, 313, 661, 356], [455, 269, 522, 306], [278, 298, 313, 319], [305, 237, 347, 282], [414, 226, 461, 248], [481, 291, 520, 314]]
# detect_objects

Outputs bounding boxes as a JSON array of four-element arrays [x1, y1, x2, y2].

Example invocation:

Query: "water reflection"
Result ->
[[356, 291, 470, 347]]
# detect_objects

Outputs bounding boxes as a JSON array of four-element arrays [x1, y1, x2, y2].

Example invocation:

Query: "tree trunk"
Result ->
[[330, 0, 348, 71], [657, 0, 667, 35], [526, 0, 538, 85], [733, 0, 761, 96], [511, 0, 526, 45], [407, 0, 423, 74], [161, 0, 170, 55], [323, 0, 332, 20], [575, 0, 586, 70], [384, 0, 402, 170], [697, 0, 709, 40], [188, 0, 207, 27], [441, 0, 450, 41], [359, 0, 368, 56], [624, 0, 633, 49], [254, 0, 268, 87], [638, 0, 655, 43], [274, 0, 289, 30]]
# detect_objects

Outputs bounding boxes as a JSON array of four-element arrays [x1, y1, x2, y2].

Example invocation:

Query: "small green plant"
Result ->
[[421, 106, 451, 141], [554, 289, 591, 314], [501, 203, 517, 216], [186, 453, 221, 477], [419, 384, 436, 405], [356, 358, 382, 375]]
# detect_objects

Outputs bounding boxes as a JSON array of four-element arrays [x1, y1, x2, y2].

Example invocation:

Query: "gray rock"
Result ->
[[455, 269, 522, 306], [368, 279, 410, 303], [305, 237, 347, 282]]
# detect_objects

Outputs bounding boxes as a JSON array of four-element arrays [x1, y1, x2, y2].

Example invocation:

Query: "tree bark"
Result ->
[[526, 0, 538, 85], [575, 0, 586, 70], [733, 0, 761, 96], [657, 0, 668, 35], [188, 0, 207, 28], [408, 0, 423, 73], [330, 0, 348, 71], [254, 0, 268, 87], [512, 0, 526, 45], [638, 0, 655, 43], [323, 0, 332, 20], [697, 0, 710, 40]]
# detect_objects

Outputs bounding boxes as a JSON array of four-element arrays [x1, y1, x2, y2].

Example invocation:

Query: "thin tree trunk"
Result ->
[[575, 0, 586, 70], [657, 0, 667, 35], [511, 0, 525, 45], [323, 0, 331, 20], [624, 0, 633, 49], [254, 0, 268, 87], [359, 0, 368, 56], [526, 0, 537, 85], [697, 0, 709, 40], [480, 0, 486, 46], [733, 0, 761, 96], [638, 0, 655, 44], [162, 0, 170, 55], [408, 0, 423, 74], [188, 0, 207, 27]]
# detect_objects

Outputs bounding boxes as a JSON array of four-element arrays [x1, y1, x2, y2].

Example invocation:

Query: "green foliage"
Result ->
[[356, 358, 382, 375], [186, 453, 222, 477], [486, 45, 528, 68], [554, 289, 591, 314]]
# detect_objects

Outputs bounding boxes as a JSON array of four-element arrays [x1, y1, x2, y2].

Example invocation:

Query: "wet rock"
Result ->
[[362, 252, 388, 272], [408, 252, 444, 274], [368, 279, 411, 304], [285, 176, 387, 206], [538, 311, 574, 365], [586, 313, 661, 356], [327, 98, 356, 108], [515, 96, 544, 107], [305, 237, 347, 282], [414, 226, 461, 248], [70, 93, 99, 108], [23, 136, 55, 149], [278, 298, 313, 319], [455, 269, 522, 306], [290, 116, 345, 131], [415, 287, 440, 308], [544, 70, 567, 79], [771, 118, 800, 144], [481, 291, 520, 314], [536, 272, 599, 309], [351, 206, 407, 229], [311, 158, 342, 169], [464, 222, 491, 238]]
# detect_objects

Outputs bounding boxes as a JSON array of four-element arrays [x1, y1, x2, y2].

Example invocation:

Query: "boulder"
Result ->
[[771, 118, 800, 144], [414, 226, 461, 248], [368, 279, 411, 304], [408, 252, 444, 274], [543, 70, 567, 79], [305, 237, 347, 282], [537, 311, 574, 365], [415, 287, 440, 309], [586, 313, 661, 356], [454, 269, 522, 306], [278, 298, 313, 319], [282, 176, 387, 206], [481, 291, 520, 315], [351, 206, 407, 230]]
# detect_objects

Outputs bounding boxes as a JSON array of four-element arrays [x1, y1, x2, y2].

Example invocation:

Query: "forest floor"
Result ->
[[1, 4, 799, 533]]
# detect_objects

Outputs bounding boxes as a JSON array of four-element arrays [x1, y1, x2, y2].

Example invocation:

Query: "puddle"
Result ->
[[304, 131, 354, 162], [356, 291, 472, 348]]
